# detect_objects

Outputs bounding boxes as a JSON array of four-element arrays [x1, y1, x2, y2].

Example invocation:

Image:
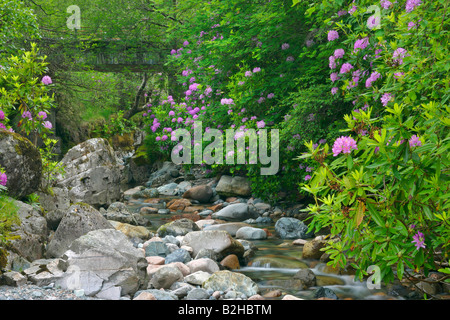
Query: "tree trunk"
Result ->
[[125, 72, 148, 120]]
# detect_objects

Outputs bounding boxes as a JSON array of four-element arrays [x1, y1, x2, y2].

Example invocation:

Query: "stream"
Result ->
[[126, 196, 396, 300]]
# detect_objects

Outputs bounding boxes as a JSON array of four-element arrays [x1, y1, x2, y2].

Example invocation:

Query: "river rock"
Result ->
[[203, 270, 258, 297], [109, 220, 151, 240], [220, 254, 240, 270], [133, 289, 178, 300], [46, 203, 114, 258], [215, 175, 251, 197], [235, 227, 267, 240], [314, 287, 338, 300], [157, 183, 179, 196], [182, 230, 245, 258], [145, 161, 180, 188], [203, 222, 251, 236], [149, 265, 184, 289], [302, 239, 327, 259], [274, 217, 312, 239], [211, 203, 258, 222], [55, 138, 122, 208], [184, 271, 211, 286], [0, 131, 42, 199], [164, 248, 192, 264], [182, 185, 213, 203], [144, 241, 171, 258], [7, 200, 48, 263], [22, 258, 66, 287], [157, 218, 200, 237], [103, 202, 150, 226], [186, 288, 210, 300], [293, 268, 316, 288], [0, 271, 27, 287], [58, 228, 148, 299], [186, 258, 220, 274]]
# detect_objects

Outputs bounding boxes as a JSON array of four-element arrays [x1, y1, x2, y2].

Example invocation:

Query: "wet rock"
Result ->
[[274, 217, 312, 239], [293, 268, 316, 288], [104, 202, 150, 226], [235, 227, 267, 240], [109, 220, 151, 240], [215, 175, 251, 197], [145, 161, 180, 188], [157, 183, 179, 196], [220, 254, 240, 270], [144, 241, 171, 258], [186, 288, 211, 300], [314, 287, 338, 300], [133, 289, 178, 300], [184, 271, 211, 286], [157, 218, 200, 237], [211, 203, 259, 222], [204, 222, 251, 237], [182, 185, 213, 203], [302, 239, 327, 260], [186, 258, 220, 274]]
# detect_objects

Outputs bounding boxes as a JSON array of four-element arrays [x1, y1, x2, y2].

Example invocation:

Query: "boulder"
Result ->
[[186, 288, 210, 300], [58, 229, 148, 299], [302, 239, 328, 259], [109, 220, 151, 240], [211, 203, 259, 222], [22, 258, 66, 287], [235, 227, 267, 240], [157, 183, 179, 196], [8, 200, 48, 263], [164, 248, 192, 264], [103, 202, 150, 226], [144, 241, 171, 258], [46, 203, 114, 258], [37, 187, 71, 230], [55, 138, 122, 209], [167, 198, 192, 211], [184, 271, 211, 286], [215, 175, 251, 197], [274, 217, 312, 239], [293, 268, 316, 288], [186, 258, 220, 274], [182, 185, 213, 203], [182, 230, 245, 258], [157, 218, 200, 237], [145, 161, 180, 188], [0, 131, 42, 199], [204, 222, 251, 237], [149, 265, 184, 289], [203, 270, 258, 297]]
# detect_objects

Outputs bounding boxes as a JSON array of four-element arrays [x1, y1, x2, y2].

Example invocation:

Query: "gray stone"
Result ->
[[58, 228, 148, 299], [235, 227, 267, 240], [22, 259, 66, 287], [293, 268, 316, 288], [104, 202, 150, 226], [186, 288, 211, 300], [203, 270, 258, 297], [149, 266, 184, 289], [1, 271, 27, 287], [157, 218, 200, 237], [55, 138, 122, 208], [182, 230, 245, 258], [184, 271, 211, 286], [157, 183, 179, 196], [133, 289, 178, 300], [313, 287, 338, 300], [0, 131, 42, 199], [302, 239, 327, 260], [145, 241, 171, 258], [211, 203, 259, 222], [215, 175, 251, 197], [46, 203, 114, 258], [182, 185, 213, 203], [37, 187, 71, 230], [7, 200, 48, 263], [274, 217, 312, 239], [164, 248, 192, 264], [204, 222, 251, 237]]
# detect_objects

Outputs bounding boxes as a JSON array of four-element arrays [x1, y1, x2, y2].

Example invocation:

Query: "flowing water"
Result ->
[[126, 196, 396, 300]]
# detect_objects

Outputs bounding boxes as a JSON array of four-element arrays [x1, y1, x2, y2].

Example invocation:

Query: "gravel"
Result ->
[[0, 283, 102, 300]]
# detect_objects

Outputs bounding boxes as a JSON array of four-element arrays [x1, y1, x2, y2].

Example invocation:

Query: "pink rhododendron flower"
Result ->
[[331, 87, 338, 95], [393, 48, 408, 65], [327, 30, 339, 41], [257, 120, 265, 129], [340, 62, 354, 74], [334, 48, 345, 59], [406, 0, 422, 12], [332, 136, 358, 156], [41, 75, 52, 85], [43, 121, 52, 129], [0, 110, 5, 120], [381, 93, 393, 106], [281, 43, 290, 50], [412, 232, 426, 250], [409, 135, 422, 148], [354, 37, 369, 53], [0, 172, 7, 186], [330, 72, 340, 83], [380, 0, 392, 9]]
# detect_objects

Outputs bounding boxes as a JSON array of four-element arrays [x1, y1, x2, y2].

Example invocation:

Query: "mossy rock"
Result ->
[[0, 131, 42, 199], [110, 132, 135, 152]]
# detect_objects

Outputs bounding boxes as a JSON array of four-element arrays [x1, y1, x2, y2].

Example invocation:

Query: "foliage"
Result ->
[[299, 0, 450, 287], [39, 138, 65, 193], [0, 43, 55, 145], [92, 110, 137, 139]]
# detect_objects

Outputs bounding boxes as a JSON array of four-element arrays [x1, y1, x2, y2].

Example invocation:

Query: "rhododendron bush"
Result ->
[[299, 0, 449, 285]]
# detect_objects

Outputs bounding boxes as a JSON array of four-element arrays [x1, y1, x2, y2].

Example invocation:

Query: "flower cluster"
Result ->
[[332, 136, 358, 156]]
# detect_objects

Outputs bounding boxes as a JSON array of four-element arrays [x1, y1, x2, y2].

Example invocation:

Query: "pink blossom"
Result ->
[[257, 120, 265, 129], [41, 75, 52, 85], [331, 87, 338, 95], [409, 135, 422, 148], [380, 0, 392, 9], [330, 72, 340, 83], [43, 121, 52, 129], [340, 62, 354, 74], [0, 172, 7, 186], [281, 43, 290, 50], [332, 136, 358, 156], [0, 110, 5, 120], [381, 93, 392, 106], [334, 48, 345, 59], [327, 30, 339, 41]]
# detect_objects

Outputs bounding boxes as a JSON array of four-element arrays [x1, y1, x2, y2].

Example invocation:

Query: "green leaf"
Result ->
[[397, 260, 404, 280]]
